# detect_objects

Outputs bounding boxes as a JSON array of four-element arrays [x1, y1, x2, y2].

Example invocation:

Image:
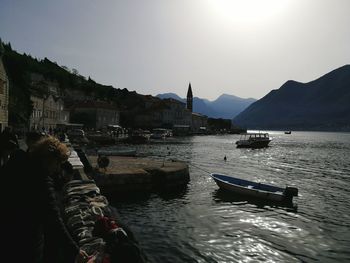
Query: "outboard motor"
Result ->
[[284, 187, 298, 202]]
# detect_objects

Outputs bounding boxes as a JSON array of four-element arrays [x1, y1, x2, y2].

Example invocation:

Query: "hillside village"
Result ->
[[0, 41, 242, 137]]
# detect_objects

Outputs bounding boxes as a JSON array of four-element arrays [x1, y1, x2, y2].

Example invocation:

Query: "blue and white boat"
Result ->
[[210, 173, 298, 203]]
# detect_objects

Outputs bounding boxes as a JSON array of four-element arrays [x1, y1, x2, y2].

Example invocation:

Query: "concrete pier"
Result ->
[[87, 156, 190, 195]]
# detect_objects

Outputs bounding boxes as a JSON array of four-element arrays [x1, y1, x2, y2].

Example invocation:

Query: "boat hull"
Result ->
[[211, 173, 296, 203], [236, 140, 271, 148], [214, 179, 284, 201], [235, 132, 271, 148]]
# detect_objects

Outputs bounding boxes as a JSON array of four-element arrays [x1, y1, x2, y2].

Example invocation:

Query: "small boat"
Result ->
[[236, 132, 271, 148], [97, 148, 136, 157], [284, 131, 291, 134], [210, 173, 298, 203]]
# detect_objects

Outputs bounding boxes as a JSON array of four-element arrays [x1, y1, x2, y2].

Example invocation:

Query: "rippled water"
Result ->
[[108, 131, 350, 262]]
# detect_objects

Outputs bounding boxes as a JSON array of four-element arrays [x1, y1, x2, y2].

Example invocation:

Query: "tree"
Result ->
[[61, 65, 70, 72], [72, 68, 79, 75]]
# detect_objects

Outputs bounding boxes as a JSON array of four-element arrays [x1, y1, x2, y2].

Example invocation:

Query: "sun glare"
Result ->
[[208, 0, 291, 26]]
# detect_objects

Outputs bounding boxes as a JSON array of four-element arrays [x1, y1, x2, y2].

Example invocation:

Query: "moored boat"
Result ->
[[284, 131, 291, 134], [236, 132, 271, 148], [210, 173, 298, 203]]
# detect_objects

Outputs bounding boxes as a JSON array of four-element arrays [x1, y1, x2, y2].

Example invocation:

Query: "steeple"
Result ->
[[186, 82, 193, 112]]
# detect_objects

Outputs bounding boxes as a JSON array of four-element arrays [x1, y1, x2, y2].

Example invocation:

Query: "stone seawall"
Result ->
[[63, 144, 148, 262]]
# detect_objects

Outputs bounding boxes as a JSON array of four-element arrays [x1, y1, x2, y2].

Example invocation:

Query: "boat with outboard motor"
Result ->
[[210, 173, 298, 203]]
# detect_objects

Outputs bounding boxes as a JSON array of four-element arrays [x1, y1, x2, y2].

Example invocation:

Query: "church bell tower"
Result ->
[[186, 82, 193, 112]]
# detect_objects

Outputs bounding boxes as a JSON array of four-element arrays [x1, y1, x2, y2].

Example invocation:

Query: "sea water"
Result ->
[[109, 131, 350, 262]]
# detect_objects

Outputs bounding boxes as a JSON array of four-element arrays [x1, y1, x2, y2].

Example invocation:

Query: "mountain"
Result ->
[[156, 93, 256, 119], [209, 94, 256, 119], [157, 93, 184, 101], [233, 65, 350, 131]]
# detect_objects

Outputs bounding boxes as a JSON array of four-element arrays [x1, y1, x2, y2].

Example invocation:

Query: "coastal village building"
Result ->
[[134, 98, 192, 130], [70, 101, 120, 130], [133, 102, 166, 129], [135, 83, 207, 134], [30, 93, 66, 131], [29, 74, 68, 131], [191, 112, 208, 134], [163, 98, 192, 127], [30, 94, 44, 130], [0, 41, 9, 131]]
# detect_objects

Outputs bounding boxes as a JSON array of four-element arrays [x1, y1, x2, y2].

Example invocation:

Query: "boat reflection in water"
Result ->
[[212, 189, 298, 211]]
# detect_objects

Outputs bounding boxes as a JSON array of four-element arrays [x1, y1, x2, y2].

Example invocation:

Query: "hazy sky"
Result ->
[[1, 0, 349, 100]]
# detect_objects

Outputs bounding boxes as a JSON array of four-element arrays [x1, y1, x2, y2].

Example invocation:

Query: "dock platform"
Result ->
[[88, 156, 190, 194]]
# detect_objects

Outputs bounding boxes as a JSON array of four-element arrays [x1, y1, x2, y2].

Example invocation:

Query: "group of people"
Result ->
[[1, 129, 96, 263]]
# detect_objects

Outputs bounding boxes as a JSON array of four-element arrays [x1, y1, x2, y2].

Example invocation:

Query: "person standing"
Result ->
[[0, 126, 19, 166]]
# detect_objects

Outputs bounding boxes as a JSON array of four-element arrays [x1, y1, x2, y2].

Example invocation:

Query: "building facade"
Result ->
[[30, 93, 67, 131], [70, 101, 120, 130], [29, 74, 68, 131], [162, 98, 192, 127], [134, 98, 192, 129], [191, 112, 208, 134], [30, 94, 44, 130]]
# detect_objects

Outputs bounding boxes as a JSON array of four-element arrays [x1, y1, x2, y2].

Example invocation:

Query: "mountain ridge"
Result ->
[[233, 64, 350, 131], [156, 93, 256, 119]]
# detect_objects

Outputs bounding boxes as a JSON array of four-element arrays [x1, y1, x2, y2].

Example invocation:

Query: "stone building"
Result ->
[[0, 41, 9, 131], [30, 94, 44, 130], [135, 83, 208, 133], [29, 74, 68, 131], [191, 112, 208, 134], [30, 93, 67, 131], [70, 101, 119, 130], [162, 98, 192, 127], [134, 98, 192, 129]]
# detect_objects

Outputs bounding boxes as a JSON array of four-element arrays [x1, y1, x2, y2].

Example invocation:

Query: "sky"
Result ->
[[1, 0, 349, 101]]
